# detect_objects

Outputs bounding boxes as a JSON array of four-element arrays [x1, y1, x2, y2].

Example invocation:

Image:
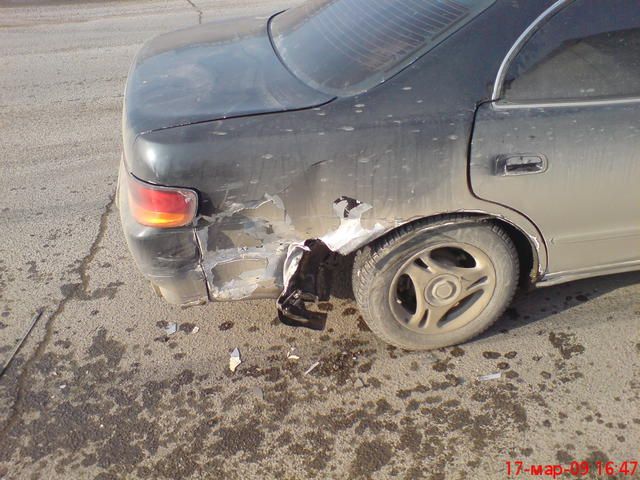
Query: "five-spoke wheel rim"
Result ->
[[388, 242, 496, 334]]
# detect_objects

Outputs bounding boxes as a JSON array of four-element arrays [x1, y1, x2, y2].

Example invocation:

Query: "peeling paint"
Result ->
[[196, 192, 389, 309], [196, 193, 297, 301]]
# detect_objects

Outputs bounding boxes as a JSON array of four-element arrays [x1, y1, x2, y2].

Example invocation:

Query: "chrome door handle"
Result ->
[[495, 154, 548, 176]]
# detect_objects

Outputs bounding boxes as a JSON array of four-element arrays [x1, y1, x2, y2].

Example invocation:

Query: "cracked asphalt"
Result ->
[[1, 1, 640, 479]]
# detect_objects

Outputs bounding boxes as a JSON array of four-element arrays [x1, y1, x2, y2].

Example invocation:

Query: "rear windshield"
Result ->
[[270, 0, 495, 96]]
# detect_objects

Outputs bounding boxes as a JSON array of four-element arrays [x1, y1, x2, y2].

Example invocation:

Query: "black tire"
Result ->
[[352, 216, 519, 350]]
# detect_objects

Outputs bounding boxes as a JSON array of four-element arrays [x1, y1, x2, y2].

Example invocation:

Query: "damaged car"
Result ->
[[118, 0, 640, 350]]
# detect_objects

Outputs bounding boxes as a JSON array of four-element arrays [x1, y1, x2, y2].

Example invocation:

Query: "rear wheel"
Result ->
[[352, 217, 518, 350]]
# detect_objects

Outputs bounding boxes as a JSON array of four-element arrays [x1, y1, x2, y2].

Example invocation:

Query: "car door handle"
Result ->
[[495, 154, 548, 176]]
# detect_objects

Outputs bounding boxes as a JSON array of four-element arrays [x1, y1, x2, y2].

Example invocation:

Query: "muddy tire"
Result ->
[[352, 216, 519, 350]]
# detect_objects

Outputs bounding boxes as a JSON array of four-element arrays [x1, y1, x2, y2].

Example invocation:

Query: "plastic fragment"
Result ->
[[304, 361, 320, 376], [229, 348, 242, 372], [191, 326, 199, 334], [319, 199, 385, 255], [354, 378, 366, 388], [252, 386, 264, 400], [287, 347, 300, 361], [164, 323, 177, 335], [477, 372, 501, 381]]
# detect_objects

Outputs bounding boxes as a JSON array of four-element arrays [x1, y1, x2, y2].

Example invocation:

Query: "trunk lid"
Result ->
[[123, 15, 333, 136]]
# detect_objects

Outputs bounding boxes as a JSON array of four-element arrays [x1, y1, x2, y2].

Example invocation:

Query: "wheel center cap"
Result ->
[[425, 274, 460, 306], [435, 283, 454, 298]]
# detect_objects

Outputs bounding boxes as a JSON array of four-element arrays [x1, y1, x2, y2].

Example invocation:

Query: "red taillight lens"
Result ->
[[127, 174, 197, 228]]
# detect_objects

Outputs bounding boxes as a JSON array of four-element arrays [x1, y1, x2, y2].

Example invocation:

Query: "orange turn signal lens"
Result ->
[[127, 174, 197, 228]]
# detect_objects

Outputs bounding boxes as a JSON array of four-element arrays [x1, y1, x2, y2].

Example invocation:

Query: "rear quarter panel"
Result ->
[[126, 1, 555, 299]]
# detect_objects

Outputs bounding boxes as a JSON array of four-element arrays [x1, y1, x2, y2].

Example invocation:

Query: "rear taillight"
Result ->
[[127, 174, 197, 228]]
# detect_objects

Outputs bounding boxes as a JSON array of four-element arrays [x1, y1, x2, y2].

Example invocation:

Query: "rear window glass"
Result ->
[[270, 0, 495, 96]]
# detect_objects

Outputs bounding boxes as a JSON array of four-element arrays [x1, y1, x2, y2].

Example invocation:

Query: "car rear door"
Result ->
[[470, 0, 640, 278]]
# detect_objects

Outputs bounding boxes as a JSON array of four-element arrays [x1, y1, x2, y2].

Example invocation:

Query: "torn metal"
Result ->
[[195, 192, 388, 330], [195, 194, 298, 302], [319, 197, 385, 254], [276, 196, 385, 330]]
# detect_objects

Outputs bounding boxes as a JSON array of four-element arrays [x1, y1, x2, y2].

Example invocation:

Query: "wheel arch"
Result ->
[[364, 210, 545, 288]]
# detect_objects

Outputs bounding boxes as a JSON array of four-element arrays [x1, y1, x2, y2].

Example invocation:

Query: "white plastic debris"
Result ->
[[191, 326, 199, 334], [287, 347, 300, 361], [304, 361, 320, 376], [477, 372, 502, 382], [319, 200, 385, 255], [164, 323, 177, 335], [229, 348, 242, 373]]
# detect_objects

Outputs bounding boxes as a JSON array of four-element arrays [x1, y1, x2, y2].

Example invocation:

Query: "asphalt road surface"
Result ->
[[1, 1, 640, 479]]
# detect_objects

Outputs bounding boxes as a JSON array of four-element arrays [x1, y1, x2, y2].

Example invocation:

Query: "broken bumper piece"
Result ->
[[192, 191, 385, 328], [276, 240, 333, 330], [276, 197, 385, 330]]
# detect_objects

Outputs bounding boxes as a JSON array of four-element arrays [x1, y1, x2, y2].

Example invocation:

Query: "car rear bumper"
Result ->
[[117, 161, 209, 306]]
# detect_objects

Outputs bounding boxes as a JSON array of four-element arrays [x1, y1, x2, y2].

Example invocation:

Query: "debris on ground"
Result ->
[[304, 361, 320, 376], [286, 347, 300, 361], [477, 372, 502, 381], [164, 323, 177, 335], [354, 378, 366, 389], [425, 352, 439, 364], [0, 309, 44, 379], [229, 348, 242, 373], [191, 326, 199, 334], [252, 386, 264, 401]]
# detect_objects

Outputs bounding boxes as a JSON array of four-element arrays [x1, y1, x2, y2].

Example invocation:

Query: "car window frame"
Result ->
[[492, 0, 640, 109]]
